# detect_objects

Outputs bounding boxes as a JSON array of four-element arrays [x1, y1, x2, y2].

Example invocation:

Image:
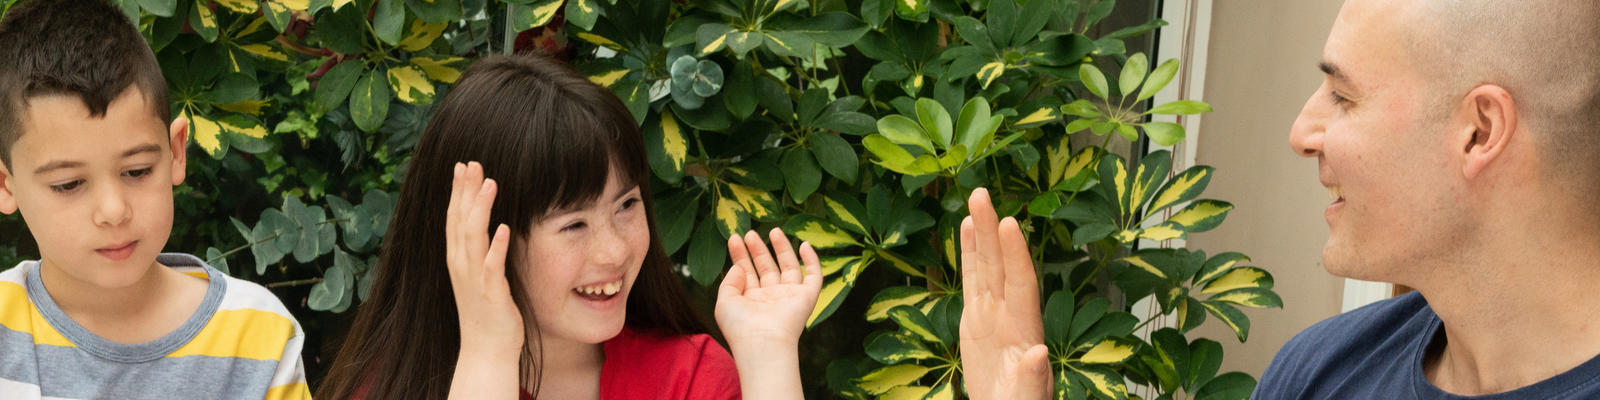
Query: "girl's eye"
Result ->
[[124, 168, 153, 179], [618, 197, 640, 212], [51, 180, 84, 193], [561, 221, 587, 232]]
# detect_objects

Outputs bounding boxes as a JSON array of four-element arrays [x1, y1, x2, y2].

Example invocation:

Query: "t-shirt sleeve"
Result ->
[[263, 331, 311, 400], [685, 338, 741, 400]]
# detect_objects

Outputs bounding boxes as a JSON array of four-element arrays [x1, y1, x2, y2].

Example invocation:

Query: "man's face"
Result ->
[[0, 86, 187, 289], [1288, 0, 1464, 282]]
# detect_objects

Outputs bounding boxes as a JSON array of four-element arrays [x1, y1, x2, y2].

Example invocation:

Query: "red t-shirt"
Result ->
[[521, 327, 741, 400]]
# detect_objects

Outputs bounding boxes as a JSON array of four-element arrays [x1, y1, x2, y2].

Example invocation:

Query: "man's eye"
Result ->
[[562, 222, 587, 232], [51, 180, 83, 193], [1329, 91, 1351, 106], [124, 168, 153, 178]]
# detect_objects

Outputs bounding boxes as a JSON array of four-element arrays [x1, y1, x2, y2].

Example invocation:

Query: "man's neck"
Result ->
[[1417, 222, 1600, 395]]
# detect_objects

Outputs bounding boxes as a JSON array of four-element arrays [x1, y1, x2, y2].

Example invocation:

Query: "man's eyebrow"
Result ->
[[1319, 61, 1350, 84]]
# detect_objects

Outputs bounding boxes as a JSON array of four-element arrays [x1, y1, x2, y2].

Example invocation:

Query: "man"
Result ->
[[959, 0, 1600, 398]]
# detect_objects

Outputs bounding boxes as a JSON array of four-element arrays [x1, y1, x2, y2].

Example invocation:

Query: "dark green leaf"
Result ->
[[315, 60, 364, 111], [655, 190, 698, 255], [1043, 290, 1075, 347], [1186, 338, 1224, 391], [1071, 222, 1116, 247], [374, 0, 406, 45], [781, 148, 823, 203], [1068, 297, 1109, 345], [137, 0, 176, 17], [765, 12, 869, 48], [756, 76, 793, 122], [210, 73, 259, 105], [808, 133, 859, 184], [564, 0, 600, 30], [688, 217, 728, 286], [1195, 372, 1256, 400], [314, 5, 367, 54], [723, 61, 758, 120], [407, 0, 462, 23]]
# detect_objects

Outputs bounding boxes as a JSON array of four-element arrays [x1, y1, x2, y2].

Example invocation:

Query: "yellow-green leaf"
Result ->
[[1208, 288, 1282, 309], [194, 1, 218, 29], [1195, 253, 1249, 285], [332, 0, 355, 10], [700, 32, 728, 55], [278, 0, 310, 11], [887, 307, 940, 344], [1202, 301, 1251, 342], [576, 32, 623, 50], [215, 99, 269, 116], [1113, 229, 1137, 244], [875, 249, 927, 278], [386, 66, 436, 104], [234, 16, 269, 39], [807, 278, 848, 327], [822, 196, 867, 234], [1146, 167, 1213, 218], [186, 111, 224, 155], [727, 184, 778, 221], [881, 386, 932, 400], [925, 381, 956, 400], [588, 68, 631, 88], [787, 216, 861, 249], [1078, 339, 1137, 364], [410, 56, 467, 83], [1015, 106, 1059, 126], [525, 0, 563, 28], [714, 195, 750, 238], [398, 20, 446, 52], [238, 44, 290, 63], [1078, 367, 1130, 400], [657, 110, 687, 174], [1122, 255, 1166, 279], [866, 287, 931, 322], [1168, 200, 1234, 230], [976, 61, 1006, 89], [859, 364, 933, 394], [1201, 267, 1273, 294], [217, 115, 269, 139], [1138, 224, 1184, 241], [820, 256, 856, 277]]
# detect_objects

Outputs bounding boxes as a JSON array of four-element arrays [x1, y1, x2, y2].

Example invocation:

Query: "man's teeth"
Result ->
[[576, 281, 621, 296], [1328, 187, 1342, 202]]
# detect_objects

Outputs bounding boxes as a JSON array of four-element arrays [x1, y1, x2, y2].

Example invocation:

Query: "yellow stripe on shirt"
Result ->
[[264, 382, 311, 400], [166, 308, 296, 361], [0, 281, 77, 348]]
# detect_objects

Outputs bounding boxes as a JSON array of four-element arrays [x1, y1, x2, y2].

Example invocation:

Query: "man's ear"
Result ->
[[0, 162, 17, 215], [1459, 85, 1518, 180], [169, 116, 189, 186]]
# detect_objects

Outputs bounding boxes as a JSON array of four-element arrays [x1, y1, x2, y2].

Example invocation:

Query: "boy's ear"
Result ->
[[0, 162, 17, 215], [169, 116, 189, 186]]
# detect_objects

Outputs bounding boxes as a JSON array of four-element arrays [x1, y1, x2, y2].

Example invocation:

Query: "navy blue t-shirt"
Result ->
[[1255, 292, 1600, 399]]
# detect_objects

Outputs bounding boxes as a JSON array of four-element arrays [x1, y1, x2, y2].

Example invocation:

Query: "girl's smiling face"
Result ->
[[516, 166, 649, 345]]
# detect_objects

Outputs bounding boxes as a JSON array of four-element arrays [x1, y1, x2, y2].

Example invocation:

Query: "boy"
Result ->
[[0, 1, 310, 399]]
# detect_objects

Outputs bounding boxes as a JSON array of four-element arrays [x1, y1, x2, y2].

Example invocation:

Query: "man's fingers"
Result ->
[[960, 216, 986, 298], [769, 228, 802, 285], [968, 188, 1006, 296], [998, 217, 1040, 306], [744, 230, 781, 288], [1019, 344, 1053, 400]]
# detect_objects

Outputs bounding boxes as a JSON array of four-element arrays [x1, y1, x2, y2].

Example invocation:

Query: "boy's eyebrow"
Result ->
[[31, 143, 162, 176]]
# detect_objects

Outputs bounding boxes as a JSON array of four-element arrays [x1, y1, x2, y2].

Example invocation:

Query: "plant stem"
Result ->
[[266, 277, 322, 288]]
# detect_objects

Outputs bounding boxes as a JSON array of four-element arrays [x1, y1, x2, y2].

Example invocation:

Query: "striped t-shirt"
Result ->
[[0, 253, 310, 399]]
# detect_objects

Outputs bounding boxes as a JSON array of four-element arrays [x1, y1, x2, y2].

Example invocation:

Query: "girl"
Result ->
[[316, 54, 819, 399]]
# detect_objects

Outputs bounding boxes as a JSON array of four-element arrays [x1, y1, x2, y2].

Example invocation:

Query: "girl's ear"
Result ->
[[168, 116, 189, 186]]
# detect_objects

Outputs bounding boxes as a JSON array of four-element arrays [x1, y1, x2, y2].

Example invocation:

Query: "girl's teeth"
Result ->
[[576, 281, 621, 296]]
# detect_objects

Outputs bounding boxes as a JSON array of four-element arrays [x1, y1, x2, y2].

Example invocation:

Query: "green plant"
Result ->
[[0, 0, 1281, 397]]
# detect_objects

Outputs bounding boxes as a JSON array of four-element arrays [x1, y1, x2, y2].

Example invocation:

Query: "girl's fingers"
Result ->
[[725, 234, 754, 294], [464, 177, 497, 258], [743, 230, 781, 288], [768, 228, 802, 285], [798, 241, 822, 291], [484, 224, 511, 282]]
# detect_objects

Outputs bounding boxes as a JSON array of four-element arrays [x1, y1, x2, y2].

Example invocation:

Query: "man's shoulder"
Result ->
[[1255, 291, 1435, 398]]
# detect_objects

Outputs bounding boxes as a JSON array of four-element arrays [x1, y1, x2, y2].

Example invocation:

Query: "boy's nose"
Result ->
[[92, 185, 132, 227]]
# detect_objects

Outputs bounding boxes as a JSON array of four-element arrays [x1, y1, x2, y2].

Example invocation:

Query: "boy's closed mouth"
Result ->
[[96, 240, 138, 261]]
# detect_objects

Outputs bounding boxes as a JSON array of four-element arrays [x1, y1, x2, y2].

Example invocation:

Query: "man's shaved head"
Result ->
[[1406, 0, 1600, 185]]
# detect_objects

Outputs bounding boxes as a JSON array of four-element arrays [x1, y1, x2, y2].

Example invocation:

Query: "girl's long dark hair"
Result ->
[[316, 54, 711, 400]]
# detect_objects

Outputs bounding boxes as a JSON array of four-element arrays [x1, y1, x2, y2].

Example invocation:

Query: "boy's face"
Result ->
[[0, 86, 188, 289]]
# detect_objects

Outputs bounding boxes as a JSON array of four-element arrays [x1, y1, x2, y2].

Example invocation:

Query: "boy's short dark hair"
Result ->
[[0, 0, 170, 169]]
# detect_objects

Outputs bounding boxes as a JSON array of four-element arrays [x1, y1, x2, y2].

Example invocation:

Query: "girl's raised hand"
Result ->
[[445, 162, 522, 400], [714, 228, 821, 400]]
